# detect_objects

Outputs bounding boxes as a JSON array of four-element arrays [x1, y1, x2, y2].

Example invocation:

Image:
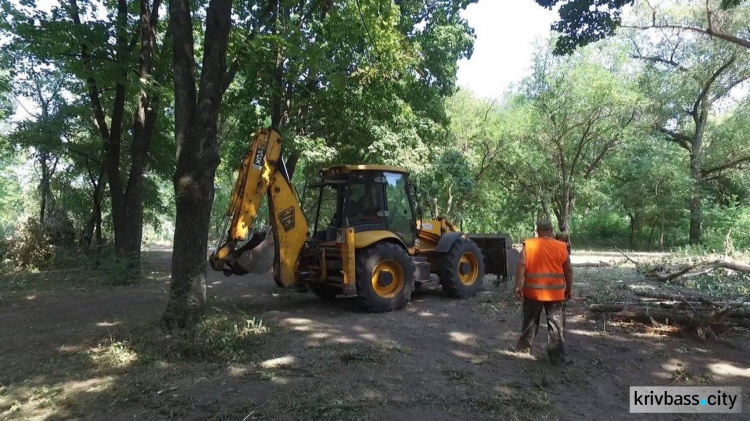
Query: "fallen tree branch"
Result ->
[[649, 259, 750, 283], [651, 263, 698, 282], [589, 296, 750, 338]]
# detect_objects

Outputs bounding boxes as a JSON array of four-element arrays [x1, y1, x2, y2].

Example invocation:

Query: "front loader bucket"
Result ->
[[466, 233, 520, 280]]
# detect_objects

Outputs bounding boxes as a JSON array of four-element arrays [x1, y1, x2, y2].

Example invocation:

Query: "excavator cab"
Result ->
[[306, 166, 417, 246]]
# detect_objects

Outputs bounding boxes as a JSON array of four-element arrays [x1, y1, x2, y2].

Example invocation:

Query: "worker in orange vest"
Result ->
[[514, 219, 573, 365]]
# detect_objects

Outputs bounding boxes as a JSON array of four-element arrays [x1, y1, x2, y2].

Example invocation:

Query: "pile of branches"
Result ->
[[590, 289, 750, 339], [643, 258, 750, 284]]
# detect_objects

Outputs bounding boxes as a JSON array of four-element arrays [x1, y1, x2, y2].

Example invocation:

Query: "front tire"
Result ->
[[355, 242, 415, 312], [437, 237, 485, 298]]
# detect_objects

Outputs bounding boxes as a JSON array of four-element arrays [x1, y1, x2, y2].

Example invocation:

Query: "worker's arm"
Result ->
[[514, 248, 526, 300], [563, 255, 573, 300]]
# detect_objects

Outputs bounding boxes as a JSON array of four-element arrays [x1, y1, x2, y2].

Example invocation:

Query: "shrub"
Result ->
[[4, 218, 55, 269]]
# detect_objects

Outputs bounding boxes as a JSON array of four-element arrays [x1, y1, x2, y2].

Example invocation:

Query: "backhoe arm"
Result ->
[[209, 128, 309, 287]]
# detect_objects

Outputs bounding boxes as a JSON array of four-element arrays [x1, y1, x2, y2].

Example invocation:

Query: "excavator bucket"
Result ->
[[211, 229, 276, 276], [237, 232, 275, 274]]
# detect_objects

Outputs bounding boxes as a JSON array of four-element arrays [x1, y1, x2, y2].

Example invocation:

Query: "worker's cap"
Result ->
[[535, 219, 554, 231]]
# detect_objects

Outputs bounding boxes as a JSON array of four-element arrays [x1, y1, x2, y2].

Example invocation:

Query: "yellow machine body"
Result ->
[[211, 128, 492, 312]]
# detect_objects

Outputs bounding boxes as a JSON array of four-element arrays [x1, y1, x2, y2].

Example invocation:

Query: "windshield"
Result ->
[[346, 172, 384, 230]]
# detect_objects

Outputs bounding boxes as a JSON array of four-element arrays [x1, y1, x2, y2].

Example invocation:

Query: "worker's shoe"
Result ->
[[547, 344, 566, 366]]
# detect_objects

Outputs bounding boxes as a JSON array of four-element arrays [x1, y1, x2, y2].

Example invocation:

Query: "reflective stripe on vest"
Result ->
[[523, 237, 568, 301]]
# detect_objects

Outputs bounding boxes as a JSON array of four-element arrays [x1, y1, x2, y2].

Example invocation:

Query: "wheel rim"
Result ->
[[458, 252, 479, 285], [371, 260, 405, 298]]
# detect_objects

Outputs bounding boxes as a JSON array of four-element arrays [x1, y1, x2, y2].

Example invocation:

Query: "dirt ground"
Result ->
[[1, 250, 749, 420]]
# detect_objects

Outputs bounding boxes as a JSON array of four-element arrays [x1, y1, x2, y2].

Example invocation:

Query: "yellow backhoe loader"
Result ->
[[210, 128, 518, 312]]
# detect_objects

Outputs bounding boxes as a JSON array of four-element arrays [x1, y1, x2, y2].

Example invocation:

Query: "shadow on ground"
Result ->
[[1, 253, 749, 420]]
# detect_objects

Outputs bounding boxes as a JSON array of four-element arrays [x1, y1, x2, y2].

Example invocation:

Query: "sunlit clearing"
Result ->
[[96, 321, 121, 327], [363, 389, 382, 399], [284, 318, 313, 325], [449, 331, 478, 345], [497, 349, 536, 360], [567, 314, 587, 323], [334, 337, 356, 344], [211, 281, 222, 285], [709, 362, 750, 379], [568, 329, 601, 337], [26, 295, 36, 300], [359, 333, 377, 341], [228, 365, 249, 376], [88, 341, 138, 368], [310, 332, 330, 339], [452, 350, 489, 364], [661, 359, 686, 372], [418, 311, 434, 317], [259, 355, 296, 369], [65, 376, 115, 394]]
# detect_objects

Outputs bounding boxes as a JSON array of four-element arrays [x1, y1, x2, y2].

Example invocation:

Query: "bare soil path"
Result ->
[[1, 251, 748, 420]]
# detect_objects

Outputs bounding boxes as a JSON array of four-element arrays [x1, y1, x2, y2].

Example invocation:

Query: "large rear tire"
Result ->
[[355, 242, 415, 312], [437, 237, 485, 298]]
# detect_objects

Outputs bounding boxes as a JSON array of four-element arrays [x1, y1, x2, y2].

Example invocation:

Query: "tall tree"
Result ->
[[162, 0, 233, 328], [630, 19, 750, 243], [5, 60, 70, 227], [1, 0, 167, 275], [501, 43, 641, 234], [534, 0, 750, 55]]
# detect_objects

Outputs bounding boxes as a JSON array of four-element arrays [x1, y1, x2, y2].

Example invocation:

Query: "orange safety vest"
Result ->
[[523, 237, 568, 301]]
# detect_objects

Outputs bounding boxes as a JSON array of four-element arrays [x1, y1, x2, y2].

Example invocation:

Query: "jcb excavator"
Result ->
[[210, 127, 517, 312]]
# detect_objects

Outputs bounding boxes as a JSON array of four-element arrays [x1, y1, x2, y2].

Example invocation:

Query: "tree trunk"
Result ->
[[689, 147, 703, 244], [163, 0, 233, 329], [646, 216, 657, 250], [39, 153, 49, 226], [557, 194, 573, 234], [112, 0, 162, 276], [660, 212, 665, 250], [270, 0, 283, 127], [83, 164, 106, 253], [628, 212, 637, 249], [689, 83, 711, 245]]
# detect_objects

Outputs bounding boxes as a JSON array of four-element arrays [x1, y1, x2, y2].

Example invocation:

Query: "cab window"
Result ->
[[384, 172, 415, 245]]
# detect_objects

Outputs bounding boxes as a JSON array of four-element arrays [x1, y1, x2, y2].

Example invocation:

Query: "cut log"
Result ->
[[731, 319, 750, 329], [608, 309, 702, 326], [573, 262, 613, 267], [632, 290, 717, 306], [590, 304, 625, 312]]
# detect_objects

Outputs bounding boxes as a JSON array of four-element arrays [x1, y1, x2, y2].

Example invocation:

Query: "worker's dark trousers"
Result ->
[[517, 298, 565, 364]]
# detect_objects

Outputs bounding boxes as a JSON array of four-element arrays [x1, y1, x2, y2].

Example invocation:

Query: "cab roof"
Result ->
[[320, 165, 409, 177]]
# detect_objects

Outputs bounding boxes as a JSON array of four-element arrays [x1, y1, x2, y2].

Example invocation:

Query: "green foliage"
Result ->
[[0, 148, 26, 237], [212, 0, 478, 234], [536, 0, 750, 55]]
